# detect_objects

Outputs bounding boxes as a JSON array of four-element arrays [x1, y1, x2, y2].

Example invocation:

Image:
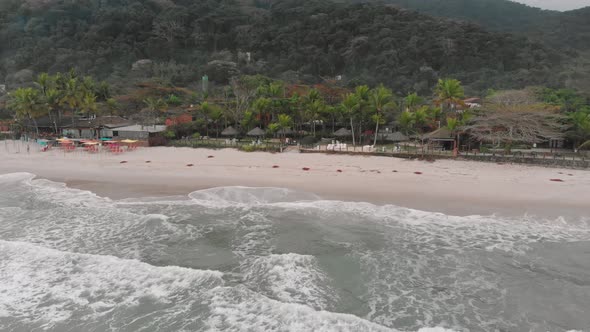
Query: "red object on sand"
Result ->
[[302, 167, 310, 171], [208, 156, 214, 158], [414, 171, 422, 175], [550, 179, 564, 182], [187, 164, 194, 167], [120, 161, 127, 164], [337, 169, 343, 173], [272, 165, 280, 168]]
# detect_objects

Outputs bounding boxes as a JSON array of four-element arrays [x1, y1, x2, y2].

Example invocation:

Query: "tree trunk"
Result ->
[[350, 117, 356, 146], [30, 116, 39, 138], [373, 122, 379, 146]]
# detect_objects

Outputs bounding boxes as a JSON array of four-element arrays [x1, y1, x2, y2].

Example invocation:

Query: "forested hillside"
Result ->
[[351, 0, 590, 51], [0, 0, 573, 94]]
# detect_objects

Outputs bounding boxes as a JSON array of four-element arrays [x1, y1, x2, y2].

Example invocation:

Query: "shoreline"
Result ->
[[1, 143, 588, 219]]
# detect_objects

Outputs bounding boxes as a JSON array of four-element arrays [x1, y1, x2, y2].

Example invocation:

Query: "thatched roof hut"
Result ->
[[247, 127, 266, 137], [423, 127, 454, 141], [221, 126, 239, 136], [333, 127, 352, 137], [384, 131, 409, 142]]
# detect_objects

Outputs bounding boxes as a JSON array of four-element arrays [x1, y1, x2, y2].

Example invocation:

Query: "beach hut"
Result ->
[[247, 127, 266, 137], [423, 127, 455, 150], [384, 131, 409, 142], [333, 127, 352, 137], [221, 126, 239, 137]]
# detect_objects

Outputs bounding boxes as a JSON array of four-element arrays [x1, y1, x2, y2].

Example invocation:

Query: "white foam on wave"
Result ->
[[206, 285, 394, 332], [271, 199, 590, 254], [243, 253, 338, 310], [207, 286, 456, 332], [188, 186, 320, 208], [0, 240, 223, 331], [230, 211, 338, 311], [0, 173, 205, 263]]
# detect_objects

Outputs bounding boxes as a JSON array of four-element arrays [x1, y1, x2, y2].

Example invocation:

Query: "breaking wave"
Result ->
[[1, 173, 589, 331]]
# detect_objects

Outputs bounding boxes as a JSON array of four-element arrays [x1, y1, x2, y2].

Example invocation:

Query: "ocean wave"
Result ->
[[0, 240, 223, 331], [2, 173, 588, 331]]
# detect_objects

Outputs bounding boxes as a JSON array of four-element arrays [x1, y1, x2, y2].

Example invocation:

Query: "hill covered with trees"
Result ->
[[350, 0, 590, 51], [0, 0, 572, 94]]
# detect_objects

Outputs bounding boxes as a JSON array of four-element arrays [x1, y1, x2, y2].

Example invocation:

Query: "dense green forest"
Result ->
[[350, 0, 590, 51], [0, 0, 578, 95]]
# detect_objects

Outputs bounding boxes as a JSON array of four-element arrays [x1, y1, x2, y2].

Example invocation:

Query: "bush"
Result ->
[[192, 132, 201, 139], [240, 145, 257, 152], [162, 130, 176, 139]]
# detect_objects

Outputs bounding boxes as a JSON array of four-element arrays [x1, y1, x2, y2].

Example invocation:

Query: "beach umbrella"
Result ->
[[221, 126, 239, 137], [333, 127, 352, 137], [247, 127, 266, 137]]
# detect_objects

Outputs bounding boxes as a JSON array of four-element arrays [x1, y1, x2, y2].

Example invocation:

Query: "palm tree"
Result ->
[[404, 92, 423, 112], [369, 85, 395, 146], [44, 88, 62, 134], [306, 99, 325, 136], [143, 97, 167, 127], [61, 78, 83, 125], [9, 88, 45, 137], [435, 78, 465, 117], [398, 111, 415, 135], [35, 73, 52, 96], [340, 93, 359, 145], [80, 92, 97, 118], [251, 97, 272, 126], [354, 85, 370, 144], [277, 114, 293, 141], [105, 98, 120, 116], [568, 111, 590, 150], [208, 107, 224, 138], [446, 117, 460, 153]]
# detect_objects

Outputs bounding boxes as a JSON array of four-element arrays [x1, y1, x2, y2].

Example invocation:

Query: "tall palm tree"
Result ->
[[354, 85, 370, 144], [9, 88, 45, 137], [404, 92, 423, 112], [277, 113, 293, 141], [398, 111, 414, 135], [306, 99, 325, 136], [251, 97, 272, 126], [35, 73, 52, 96], [80, 92, 97, 118], [369, 85, 395, 146], [435, 78, 465, 117], [209, 107, 224, 138], [340, 93, 359, 145], [45, 88, 62, 134], [61, 78, 83, 125], [143, 97, 167, 127], [105, 98, 120, 116]]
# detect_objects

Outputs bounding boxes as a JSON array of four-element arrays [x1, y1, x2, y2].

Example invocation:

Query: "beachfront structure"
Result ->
[[102, 124, 166, 140], [423, 127, 455, 150], [62, 116, 131, 139]]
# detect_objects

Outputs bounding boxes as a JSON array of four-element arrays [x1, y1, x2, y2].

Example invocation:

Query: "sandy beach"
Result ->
[[0, 141, 588, 218]]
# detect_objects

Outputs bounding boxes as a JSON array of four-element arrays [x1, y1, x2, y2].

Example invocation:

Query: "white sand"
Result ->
[[1, 141, 588, 218]]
